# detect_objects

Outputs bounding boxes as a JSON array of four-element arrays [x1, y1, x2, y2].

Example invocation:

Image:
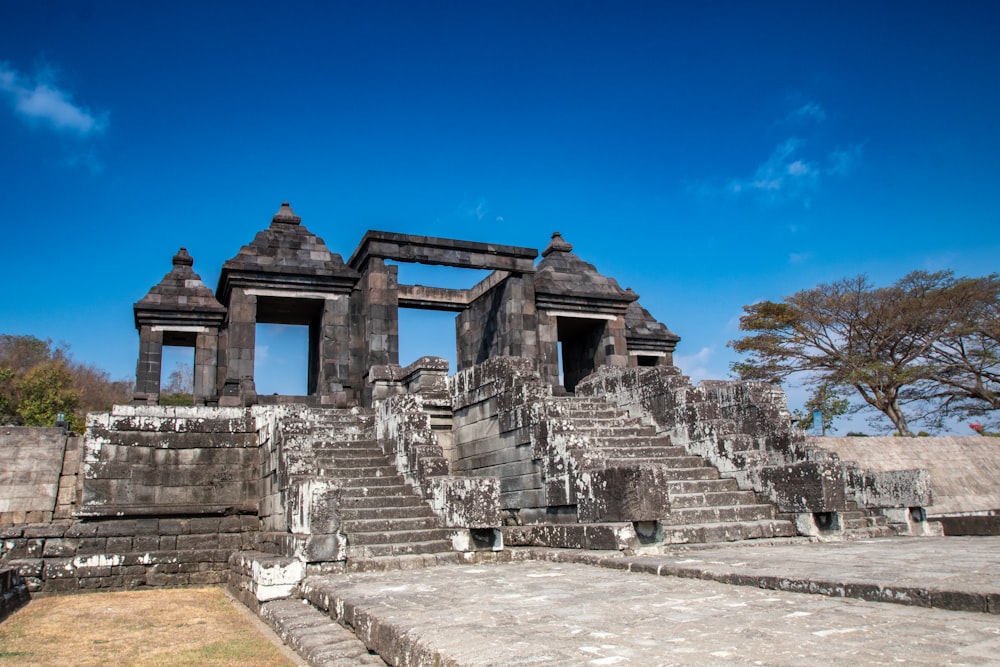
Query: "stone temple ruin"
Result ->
[[1, 202, 948, 609]]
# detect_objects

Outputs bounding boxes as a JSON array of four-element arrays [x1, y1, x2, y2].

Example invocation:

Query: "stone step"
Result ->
[[342, 516, 441, 533], [338, 495, 428, 509], [590, 435, 674, 448], [340, 504, 438, 521], [311, 439, 381, 450], [655, 466, 721, 481], [842, 526, 896, 540], [660, 519, 797, 545], [665, 478, 740, 494], [283, 422, 374, 436], [661, 504, 776, 526], [597, 455, 707, 469], [347, 528, 453, 546], [315, 465, 400, 478], [842, 515, 889, 530], [590, 446, 689, 459], [552, 424, 657, 438], [669, 490, 760, 509], [346, 539, 454, 559], [338, 483, 413, 496], [556, 409, 632, 420], [315, 456, 393, 468]]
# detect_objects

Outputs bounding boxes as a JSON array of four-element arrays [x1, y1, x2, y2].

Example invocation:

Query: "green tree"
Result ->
[[14, 361, 80, 429], [0, 334, 132, 430], [728, 271, 996, 436]]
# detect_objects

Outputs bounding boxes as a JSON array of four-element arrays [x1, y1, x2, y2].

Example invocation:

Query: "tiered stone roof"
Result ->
[[533, 232, 637, 315], [624, 295, 680, 353], [217, 202, 359, 298], [134, 248, 226, 328]]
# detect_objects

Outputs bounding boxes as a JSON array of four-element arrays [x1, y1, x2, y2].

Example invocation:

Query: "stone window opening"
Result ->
[[159, 341, 195, 402], [253, 297, 324, 400]]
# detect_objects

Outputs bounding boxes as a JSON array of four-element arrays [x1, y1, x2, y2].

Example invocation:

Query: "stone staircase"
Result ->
[[292, 409, 455, 560], [838, 500, 895, 540], [544, 396, 796, 544]]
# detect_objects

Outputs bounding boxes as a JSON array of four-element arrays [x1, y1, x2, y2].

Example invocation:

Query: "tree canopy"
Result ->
[[728, 271, 1000, 436], [0, 334, 132, 431]]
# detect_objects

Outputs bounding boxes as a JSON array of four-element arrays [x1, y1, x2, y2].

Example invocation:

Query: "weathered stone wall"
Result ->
[[577, 367, 936, 535], [376, 392, 502, 530], [809, 436, 1000, 517], [80, 406, 258, 517], [456, 273, 538, 372], [0, 406, 263, 593], [451, 357, 550, 512], [576, 367, 842, 513], [1, 516, 257, 593], [0, 427, 74, 525]]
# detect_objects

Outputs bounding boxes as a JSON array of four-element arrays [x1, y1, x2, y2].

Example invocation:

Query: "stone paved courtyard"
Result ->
[[266, 537, 1000, 665]]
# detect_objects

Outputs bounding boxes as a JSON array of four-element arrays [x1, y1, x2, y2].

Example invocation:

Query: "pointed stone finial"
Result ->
[[272, 201, 302, 225], [172, 247, 194, 267], [541, 231, 573, 257]]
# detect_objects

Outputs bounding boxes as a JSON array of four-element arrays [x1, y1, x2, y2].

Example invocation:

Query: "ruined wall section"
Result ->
[[80, 406, 258, 517], [451, 357, 551, 512], [0, 407, 262, 593], [456, 273, 538, 371], [0, 428, 72, 525], [577, 367, 933, 528], [576, 367, 846, 513], [376, 393, 502, 530]]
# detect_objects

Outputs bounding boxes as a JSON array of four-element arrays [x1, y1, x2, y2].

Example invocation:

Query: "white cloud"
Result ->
[[786, 101, 826, 123], [0, 62, 108, 135], [789, 252, 812, 264], [674, 346, 716, 384], [690, 101, 861, 206], [728, 138, 820, 202]]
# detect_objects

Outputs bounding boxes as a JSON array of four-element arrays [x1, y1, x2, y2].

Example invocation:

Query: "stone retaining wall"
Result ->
[[1, 516, 258, 593], [0, 427, 76, 525], [451, 357, 550, 512]]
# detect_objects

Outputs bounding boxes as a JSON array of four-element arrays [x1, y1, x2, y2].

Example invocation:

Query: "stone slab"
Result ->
[[530, 535, 1000, 614], [302, 555, 1000, 665]]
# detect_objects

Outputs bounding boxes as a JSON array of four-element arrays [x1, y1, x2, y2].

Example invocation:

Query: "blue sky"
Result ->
[[2, 2, 998, 432]]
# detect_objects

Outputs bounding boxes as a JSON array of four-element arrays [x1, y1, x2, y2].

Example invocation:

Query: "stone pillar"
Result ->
[[536, 311, 560, 388], [193, 330, 219, 406], [133, 325, 163, 404], [318, 295, 352, 407], [594, 316, 629, 369], [220, 287, 257, 407], [498, 274, 538, 361], [351, 259, 398, 406]]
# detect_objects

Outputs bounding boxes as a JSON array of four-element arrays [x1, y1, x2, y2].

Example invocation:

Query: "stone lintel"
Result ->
[[218, 271, 357, 303], [534, 297, 630, 317], [348, 230, 538, 273], [397, 284, 469, 311]]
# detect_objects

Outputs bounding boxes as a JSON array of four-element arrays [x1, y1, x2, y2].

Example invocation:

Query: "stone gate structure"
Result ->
[[1, 202, 942, 601]]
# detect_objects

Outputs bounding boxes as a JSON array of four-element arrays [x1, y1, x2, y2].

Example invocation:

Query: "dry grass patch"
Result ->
[[0, 587, 297, 666]]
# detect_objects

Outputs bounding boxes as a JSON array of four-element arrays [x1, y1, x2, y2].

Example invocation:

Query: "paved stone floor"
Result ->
[[538, 536, 1000, 614], [295, 537, 1000, 666]]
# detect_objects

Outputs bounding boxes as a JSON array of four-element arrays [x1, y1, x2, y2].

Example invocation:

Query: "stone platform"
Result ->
[[266, 537, 1000, 665]]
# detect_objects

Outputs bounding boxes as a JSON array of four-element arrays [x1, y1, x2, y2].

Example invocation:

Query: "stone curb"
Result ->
[[518, 547, 1000, 615]]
